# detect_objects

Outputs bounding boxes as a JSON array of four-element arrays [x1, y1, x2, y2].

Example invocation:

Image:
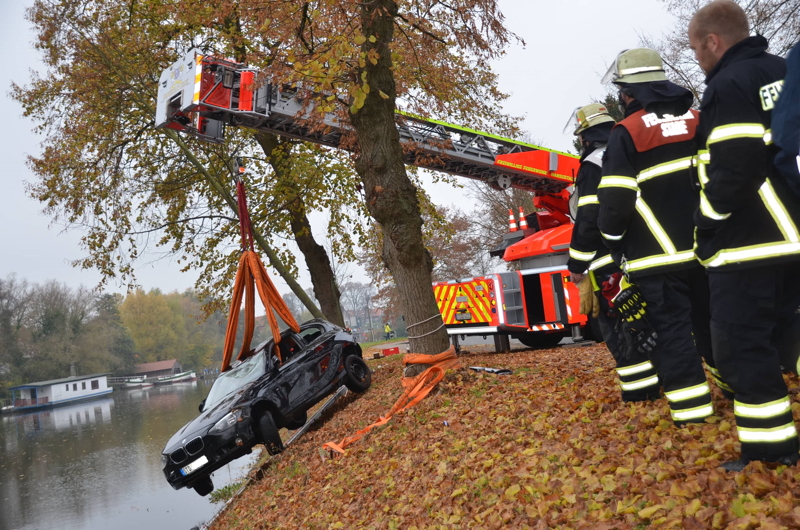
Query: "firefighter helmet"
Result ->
[[563, 103, 616, 136], [601, 48, 668, 85]]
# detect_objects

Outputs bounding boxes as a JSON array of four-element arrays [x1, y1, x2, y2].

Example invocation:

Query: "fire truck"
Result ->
[[156, 49, 598, 352]]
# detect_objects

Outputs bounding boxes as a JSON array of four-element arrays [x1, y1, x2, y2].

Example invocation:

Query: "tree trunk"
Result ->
[[350, 0, 450, 361], [255, 132, 345, 326]]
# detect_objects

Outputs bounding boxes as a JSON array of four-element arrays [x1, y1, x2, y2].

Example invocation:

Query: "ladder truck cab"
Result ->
[[155, 49, 597, 353]]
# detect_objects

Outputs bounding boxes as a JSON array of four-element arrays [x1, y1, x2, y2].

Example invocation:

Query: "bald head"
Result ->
[[688, 1, 751, 74], [690, 1, 750, 44]]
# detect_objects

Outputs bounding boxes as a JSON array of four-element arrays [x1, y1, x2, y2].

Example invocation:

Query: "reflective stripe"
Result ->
[[701, 241, 800, 268], [577, 195, 599, 207], [707, 365, 720, 377], [589, 254, 615, 271], [601, 230, 625, 241], [671, 404, 714, 422], [617, 360, 654, 377], [620, 374, 659, 391], [599, 176, 639, 191], [734, 397, 792, 419], [764, 129, 773, 145], [738, 423, 798, 443], [569, 248, 596, 261], [699, 190, 730, 220], [619, 65, 663, 75], [637, 157, 693, 184], [759, 179, 800, 243], [714, 379, 734, 392], [624, 251, 696, 272], [665, 382, 710, 403], [635, 198, 675, 254], [697, 150, 710, 187], [707, 123, 766, 145]]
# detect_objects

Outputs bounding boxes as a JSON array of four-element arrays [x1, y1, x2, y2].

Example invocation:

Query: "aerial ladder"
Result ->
[[156, 49, 594, 352]]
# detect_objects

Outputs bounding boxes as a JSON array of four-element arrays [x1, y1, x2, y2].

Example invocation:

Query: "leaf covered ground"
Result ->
[[211, 344, 800, 529]]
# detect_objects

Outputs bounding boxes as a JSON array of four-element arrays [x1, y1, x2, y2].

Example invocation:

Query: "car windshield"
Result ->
[[203, 351, 266, 411]]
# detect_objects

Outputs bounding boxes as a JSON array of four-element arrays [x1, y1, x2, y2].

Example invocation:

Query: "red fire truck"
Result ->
[[156, 49, 598, 351]]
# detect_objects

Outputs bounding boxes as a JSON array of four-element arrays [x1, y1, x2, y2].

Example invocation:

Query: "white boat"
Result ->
[[155, 371, 197, 385], [120, 376, 153, 389]]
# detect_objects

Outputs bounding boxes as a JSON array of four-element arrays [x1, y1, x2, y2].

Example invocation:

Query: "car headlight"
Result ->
[[211, 409, 241, 433], [161, 453, 169, 468]]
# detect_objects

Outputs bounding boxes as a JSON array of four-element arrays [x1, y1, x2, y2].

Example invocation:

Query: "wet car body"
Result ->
[[161, 319, 368, 494]]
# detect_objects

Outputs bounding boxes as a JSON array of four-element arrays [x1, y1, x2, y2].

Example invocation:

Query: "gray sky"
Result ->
[[0, 0, 678, 297]]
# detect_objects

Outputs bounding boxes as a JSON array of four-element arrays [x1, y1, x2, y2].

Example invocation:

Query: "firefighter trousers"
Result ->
[[635, 268, 714, 425], [708, 262, 800, 461], [595, 272, 659, 402]]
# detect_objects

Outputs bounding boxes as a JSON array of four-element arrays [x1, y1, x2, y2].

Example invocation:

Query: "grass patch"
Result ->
[[209, 481, 242, 504]]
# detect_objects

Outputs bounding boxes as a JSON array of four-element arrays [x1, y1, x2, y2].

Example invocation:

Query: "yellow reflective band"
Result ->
[[624, 251, 696, 272], [617, 360, 654, 377], [635, 198, 676, 254], [714, 379, 734, 392], [707, 123, 766, 145], [700, 191, 731, 221], [589, 254, 615, 270], [737, 423, 798, 443], [637, 157, 693, 184], [701, 241, 800, 268], [697, 150, 710, 163], [665, 382, 710, 403], [734, 397, 792, 419], [569, 248, 596, 261], [707, 365, 720, 377], [759, 179, 800, 243], [599, 176, 639, 191], [577, 195, 599, 207], [601, 230, 625, 241], [620, 374, 659, 391], [671, 404, 714, 421], [764, 129, 773, 145]]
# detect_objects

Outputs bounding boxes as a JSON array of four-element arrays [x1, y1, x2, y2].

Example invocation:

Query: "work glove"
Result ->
[[613, 277, 658, 359], [601, 272, 623, 317], [578, 276, 594, 316]]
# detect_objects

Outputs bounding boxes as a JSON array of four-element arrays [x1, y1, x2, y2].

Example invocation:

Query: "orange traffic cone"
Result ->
[[518, 207, 529, 230], [507, 209, 518, 232]]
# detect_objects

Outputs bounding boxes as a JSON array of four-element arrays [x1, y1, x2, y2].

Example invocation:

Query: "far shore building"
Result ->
[[132, 359, 183, 379]]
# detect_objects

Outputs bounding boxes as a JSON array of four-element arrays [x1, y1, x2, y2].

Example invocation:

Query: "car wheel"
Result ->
[[257, 411, 284, 455], [192, 475, 214, 497], [344, 355, 372, 392], [515, 332, 565, 349], [284, 411, 307, 430]]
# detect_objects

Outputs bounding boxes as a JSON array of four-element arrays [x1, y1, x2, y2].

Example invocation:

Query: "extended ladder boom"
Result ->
[[156, 50, 579, 195]]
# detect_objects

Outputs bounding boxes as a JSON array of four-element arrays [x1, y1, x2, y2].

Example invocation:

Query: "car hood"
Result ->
[[163, 383, 253, 451]]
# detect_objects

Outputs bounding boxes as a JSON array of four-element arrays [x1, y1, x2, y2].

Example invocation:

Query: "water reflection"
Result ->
[[0, 380, 257, 530]]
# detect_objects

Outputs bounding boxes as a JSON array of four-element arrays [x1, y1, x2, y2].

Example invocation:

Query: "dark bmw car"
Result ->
[[161, 319, 371, 496]]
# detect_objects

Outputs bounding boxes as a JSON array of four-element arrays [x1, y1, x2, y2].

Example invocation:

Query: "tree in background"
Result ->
[[119, 289, 185, 364], [642, 0, 800, 99]]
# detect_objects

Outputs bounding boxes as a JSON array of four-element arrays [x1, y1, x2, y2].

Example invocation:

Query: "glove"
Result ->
[[591, 292, 601, 319], [578, 276, 594, 316], [612, 277, 647, 324], [621, 321, 658, 360]]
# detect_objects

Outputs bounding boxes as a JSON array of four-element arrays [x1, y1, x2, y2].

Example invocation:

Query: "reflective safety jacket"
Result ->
[[567, 146, 616, 275], [694, 36, 800, 269], [597, 102, 701, 278]]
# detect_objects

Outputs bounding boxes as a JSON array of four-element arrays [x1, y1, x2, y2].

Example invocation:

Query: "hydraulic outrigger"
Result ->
[[156, 49, 594, 351]]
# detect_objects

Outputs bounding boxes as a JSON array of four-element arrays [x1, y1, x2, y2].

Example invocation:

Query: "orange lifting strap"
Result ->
[[322, 346, 460, 454], [219, 169, 300, 372]]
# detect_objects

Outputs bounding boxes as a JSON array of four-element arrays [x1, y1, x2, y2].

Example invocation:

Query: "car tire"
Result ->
[[257, 411, 284, 455], [344, 355, 372, 393], [516, 332, 565, 349], [192, 475, 214, 497]]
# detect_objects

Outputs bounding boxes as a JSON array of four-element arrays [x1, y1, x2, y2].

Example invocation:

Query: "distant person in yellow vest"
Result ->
[[384, 323, 393, 340]]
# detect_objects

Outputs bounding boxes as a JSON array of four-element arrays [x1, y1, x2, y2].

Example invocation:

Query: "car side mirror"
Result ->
[[198, 399, 206, 413]]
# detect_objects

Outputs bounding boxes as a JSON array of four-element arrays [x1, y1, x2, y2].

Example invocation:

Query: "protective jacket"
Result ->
[[772, 40, 800, 195], [567, 126, 616, 275], [694, 35, 800, 269], [597, 100, 700, 278]]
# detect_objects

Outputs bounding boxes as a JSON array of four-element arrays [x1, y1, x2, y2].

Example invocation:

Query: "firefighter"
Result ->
[[597, 48, 720, 426], [384, 323, 393, 340], [565, 103, 659, 402], [688, 0, 800, 470]]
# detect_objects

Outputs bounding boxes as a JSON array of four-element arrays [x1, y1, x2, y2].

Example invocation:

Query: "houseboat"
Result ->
[[9, 374, 113, 411]]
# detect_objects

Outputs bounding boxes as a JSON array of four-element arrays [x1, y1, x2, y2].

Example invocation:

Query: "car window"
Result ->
[[278, 334, 303, 363], [203, 351, 266, 411], [299, 325, 325, 344]]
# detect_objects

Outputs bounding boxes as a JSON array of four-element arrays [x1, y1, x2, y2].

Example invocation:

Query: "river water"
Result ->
[[0, 380, 258, 530]]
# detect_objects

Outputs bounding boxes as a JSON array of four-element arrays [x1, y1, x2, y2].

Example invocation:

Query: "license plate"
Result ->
[[180, 455, 208, 476], [455, 312, 472, 321]]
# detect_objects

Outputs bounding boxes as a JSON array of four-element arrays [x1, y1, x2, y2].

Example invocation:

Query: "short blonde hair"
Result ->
[[691, 0, 750, 45]]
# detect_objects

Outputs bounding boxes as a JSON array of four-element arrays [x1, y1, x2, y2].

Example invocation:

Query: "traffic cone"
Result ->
[[518, 207, 529, 230], [507, 209, 518, 232]]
